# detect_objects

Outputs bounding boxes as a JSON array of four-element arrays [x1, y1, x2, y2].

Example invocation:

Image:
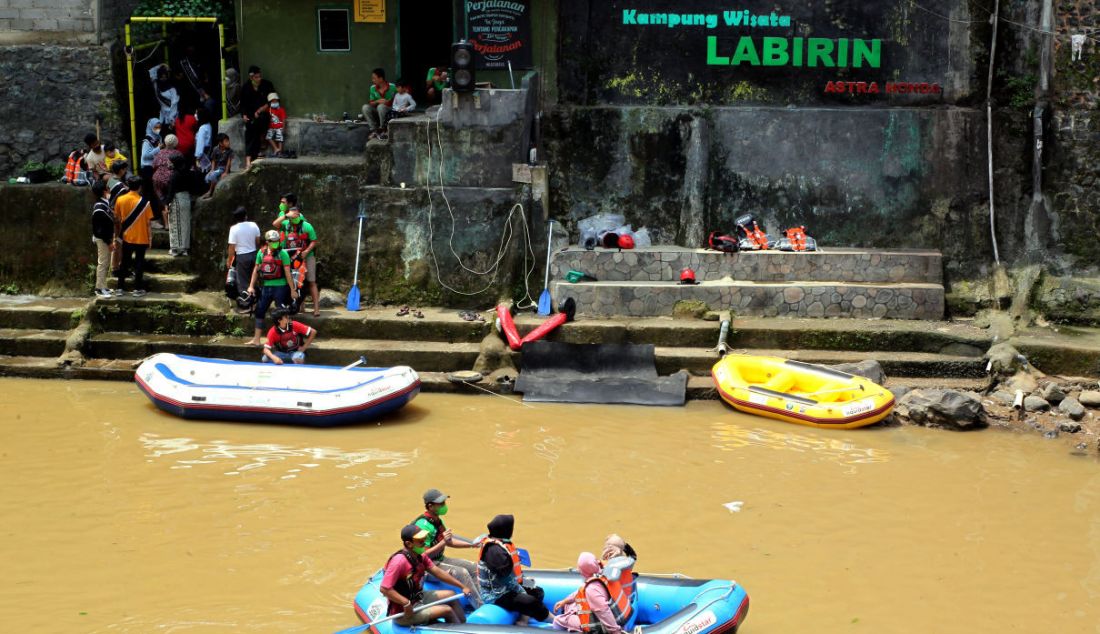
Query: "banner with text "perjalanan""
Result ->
[[557, 0, 980, 106]]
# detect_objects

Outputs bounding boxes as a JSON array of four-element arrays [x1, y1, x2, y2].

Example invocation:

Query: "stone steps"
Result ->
[[551, 246, 943, 284], [552, 280, 945, 320], [144, 249, 192, 274], [85, 333, 483, 372], [657, 348, 987, 378], [0, 297, 88, 330], [107, 272, 200, 294], [0, 328, 69, 357]]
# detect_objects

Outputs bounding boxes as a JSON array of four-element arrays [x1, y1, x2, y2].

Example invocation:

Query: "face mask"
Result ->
[[412, 545, 426, 555], [268, 241, 280, 249], [291, 216, 302, 225], [437, 505, 449, 516], [272, 102, 280, 108], [279, 203, 288, 213]]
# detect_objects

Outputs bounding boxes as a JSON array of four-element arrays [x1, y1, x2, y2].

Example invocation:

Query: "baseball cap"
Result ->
[[264, 229, 281, 242], [268, 92, 279, 102], [401, 524, 429, 542], [423, 488, 449, 504]]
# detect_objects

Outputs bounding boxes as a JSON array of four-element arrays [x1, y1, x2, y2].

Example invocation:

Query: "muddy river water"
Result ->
[[2, 378, 1100, 633]]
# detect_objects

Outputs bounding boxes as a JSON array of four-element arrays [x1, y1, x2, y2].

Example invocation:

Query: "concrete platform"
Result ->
[[551, 246, 943, 284], [553, 280, 945, 319]]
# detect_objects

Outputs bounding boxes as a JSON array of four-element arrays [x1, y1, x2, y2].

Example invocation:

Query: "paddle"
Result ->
[[347, 207, 367, 311], [340, 356, 367, 371], [333, 594, 462, 634], [538, 220, 554, 316]]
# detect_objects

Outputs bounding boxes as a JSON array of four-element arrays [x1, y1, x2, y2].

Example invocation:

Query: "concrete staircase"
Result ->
[[549, 247, 945, 320], [105, 230, 201, 294], [0, 292, 1000, 397]]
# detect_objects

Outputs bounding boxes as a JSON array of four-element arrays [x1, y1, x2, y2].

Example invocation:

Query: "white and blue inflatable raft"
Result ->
[[350, 568, 749, 634], [135, 353, 420, 426]]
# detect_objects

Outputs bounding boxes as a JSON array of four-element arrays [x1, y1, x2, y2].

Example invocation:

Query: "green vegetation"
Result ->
[[1002, 74, 1037, 110], [0, 282, 19, 295], [20, 161, 64, 181], [133, 0, 233, 20]]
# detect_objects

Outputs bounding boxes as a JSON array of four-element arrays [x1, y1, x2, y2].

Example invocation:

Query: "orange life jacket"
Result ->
[[784, 226, 808, 251], [477, 537, 524, 585], [602, 559, 636, 605], [741, 222, 768, 250], [64, 150, 83, 184], [576, 575, 634, 633]]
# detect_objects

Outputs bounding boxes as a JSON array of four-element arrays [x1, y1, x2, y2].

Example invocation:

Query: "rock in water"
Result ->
[[1003, 371, 1039, 395], [1039, 382, 1066, 404], [1023, 395, 1051, 412], [1058, 396, 1086, 421], [830, 360, 886, 386], [893, 389, 986, 430], [985, 342, 1025, 376], [889, 386, 912, 401], [1079, 390, 1100, 408], [1059, 421, 1083, 433], [991, 390, 1016, 406]]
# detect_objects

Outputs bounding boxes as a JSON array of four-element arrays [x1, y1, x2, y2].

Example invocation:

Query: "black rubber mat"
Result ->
[[515, 341, 688, 406]]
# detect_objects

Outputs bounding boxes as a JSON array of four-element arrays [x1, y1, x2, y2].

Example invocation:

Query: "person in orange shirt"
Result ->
[[114, 175, 166, 297]]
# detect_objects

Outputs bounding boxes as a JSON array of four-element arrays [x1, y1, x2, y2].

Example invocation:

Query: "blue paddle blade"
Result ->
[[346, 285, 361, 311], [517, 547, 532, 566], [537, 289, 551, 316]]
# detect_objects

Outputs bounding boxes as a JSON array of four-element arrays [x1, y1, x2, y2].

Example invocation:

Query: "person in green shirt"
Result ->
[[413, 488, 483, 609], [362, 67, 396, 140], [275, 207, 320, 316], [426, 66, 449, 104], [246, 229, 297, 345]]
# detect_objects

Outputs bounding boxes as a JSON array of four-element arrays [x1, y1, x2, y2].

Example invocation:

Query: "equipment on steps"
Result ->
[[708, 231, 741, 253], [565, 269, 597, 283], [712, 354, 894, 429], [496, 298, 576, 352], [347, 207, 366, 311], [538, 220, 555, 316], [712, 319, 732, 356], [776, 226, 818, 252], [679, 268, 698, 285], [735, 214, 769, 251]]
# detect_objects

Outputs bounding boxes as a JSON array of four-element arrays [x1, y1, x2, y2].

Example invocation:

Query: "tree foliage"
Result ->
[[133, 0, 233, 20]]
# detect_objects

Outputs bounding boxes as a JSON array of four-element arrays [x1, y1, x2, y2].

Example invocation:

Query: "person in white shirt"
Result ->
[[227, 206, 261, 310], [381, 79, 417, 141]]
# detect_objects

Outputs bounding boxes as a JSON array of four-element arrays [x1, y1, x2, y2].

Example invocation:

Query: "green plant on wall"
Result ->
[[133, 0, 233, 19]]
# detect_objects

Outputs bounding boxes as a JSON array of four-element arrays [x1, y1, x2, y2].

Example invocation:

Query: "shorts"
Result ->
[[394, 591, 450, 626], [266, 127, 284, 142], [262, 350, 305, 364], [205, 167, 225, 183], [291, 253, 317, 283]]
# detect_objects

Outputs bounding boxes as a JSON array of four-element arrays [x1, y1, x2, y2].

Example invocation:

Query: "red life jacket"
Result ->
[[281, 221, 310, 252], [576, 574, 634, 633], [258, 247, 284, 280], [271, 323, 305, 352], [784, 226, 808, 251]]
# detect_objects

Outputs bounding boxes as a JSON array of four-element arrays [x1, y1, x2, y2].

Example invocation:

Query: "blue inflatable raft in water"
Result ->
[[349, 568, 749, 634]]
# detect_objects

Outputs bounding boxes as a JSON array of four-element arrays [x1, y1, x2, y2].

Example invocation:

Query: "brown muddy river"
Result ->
[[2, 378, 1099, 633]]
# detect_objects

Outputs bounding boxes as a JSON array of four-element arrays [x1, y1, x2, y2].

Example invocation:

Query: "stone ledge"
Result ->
[[551, 246, 942, 284], [552, 280, 945, 320]]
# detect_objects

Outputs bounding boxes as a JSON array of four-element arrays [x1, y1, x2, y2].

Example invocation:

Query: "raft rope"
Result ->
[[425, 105, 539, 309]]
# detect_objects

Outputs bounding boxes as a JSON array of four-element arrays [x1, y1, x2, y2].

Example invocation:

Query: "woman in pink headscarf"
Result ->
[[552, 552, 624, 634]]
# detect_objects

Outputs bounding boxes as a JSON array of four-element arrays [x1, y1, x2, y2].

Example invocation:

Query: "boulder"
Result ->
[[889, 386, 912, 401], [1079, 390, 1100, 408], [991, 390, 1016, 406], [318, 288, 345, 308], [1023, 395, 1050, 412], [1058, 397, 1087, 421], [830, 360, 886, 386], [893, 389, 986, 431], [1039, 382, 1066, 404], [473, 331, 516, 374]]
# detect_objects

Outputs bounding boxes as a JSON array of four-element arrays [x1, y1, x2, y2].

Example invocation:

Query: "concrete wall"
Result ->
[[236, 0, 400, 117], [0, 183, 93, 294], [0, 45, 119, 178], [0, 0, 95, 33]]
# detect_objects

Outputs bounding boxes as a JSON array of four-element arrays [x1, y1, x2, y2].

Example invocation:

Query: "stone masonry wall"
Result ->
[[0, 0, 95, 33], [0, 45, 118, 179]]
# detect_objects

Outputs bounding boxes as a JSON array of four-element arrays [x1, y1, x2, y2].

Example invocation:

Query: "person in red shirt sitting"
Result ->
[[262, 308, 316, 364], [381, 525, 472, 626]]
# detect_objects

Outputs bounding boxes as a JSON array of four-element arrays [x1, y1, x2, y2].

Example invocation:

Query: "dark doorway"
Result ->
[[399, 0, 455, 106]]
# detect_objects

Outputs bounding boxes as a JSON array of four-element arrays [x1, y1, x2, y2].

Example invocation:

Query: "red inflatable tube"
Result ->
[[496, 304, 524, 351], [521, 312, 568, 345]]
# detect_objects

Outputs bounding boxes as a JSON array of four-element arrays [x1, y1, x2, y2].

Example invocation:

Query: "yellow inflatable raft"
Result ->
[[712, 354, 895, 429]]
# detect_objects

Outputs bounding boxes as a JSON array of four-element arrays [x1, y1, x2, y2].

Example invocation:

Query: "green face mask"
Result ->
[[436, 504, 449, 516], [291, 216, 302, 225], [268, 241, 280, 249], [279, 202, 288, 213], [412, 544, 426, 555]]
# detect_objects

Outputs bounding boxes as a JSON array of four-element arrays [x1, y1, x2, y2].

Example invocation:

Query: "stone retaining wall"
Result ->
[[550, 247, 943, 284]]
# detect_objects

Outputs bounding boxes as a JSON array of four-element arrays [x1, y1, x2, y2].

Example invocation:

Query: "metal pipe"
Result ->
[[218, 23, 228, 120], [986, 0, 1001, 265], [125, 23, 137, 155]]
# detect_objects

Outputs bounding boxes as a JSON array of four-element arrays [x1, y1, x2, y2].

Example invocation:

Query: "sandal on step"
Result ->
[[396, 305, 410, 317], [413, 309, 424, 319]]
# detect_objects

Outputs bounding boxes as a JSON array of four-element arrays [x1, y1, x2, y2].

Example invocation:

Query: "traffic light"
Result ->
[[451, 40, 475, 93]]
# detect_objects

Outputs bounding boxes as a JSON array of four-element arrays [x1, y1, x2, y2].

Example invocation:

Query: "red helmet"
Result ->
[[679, 268, 697, 284], [618, 234, 635, 250]]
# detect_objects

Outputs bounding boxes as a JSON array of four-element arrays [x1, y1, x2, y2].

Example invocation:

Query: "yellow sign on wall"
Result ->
[[355, 0, 385, 23]]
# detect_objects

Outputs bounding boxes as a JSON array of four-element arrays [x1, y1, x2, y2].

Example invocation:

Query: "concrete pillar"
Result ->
[[678, 115, 709, 248]]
